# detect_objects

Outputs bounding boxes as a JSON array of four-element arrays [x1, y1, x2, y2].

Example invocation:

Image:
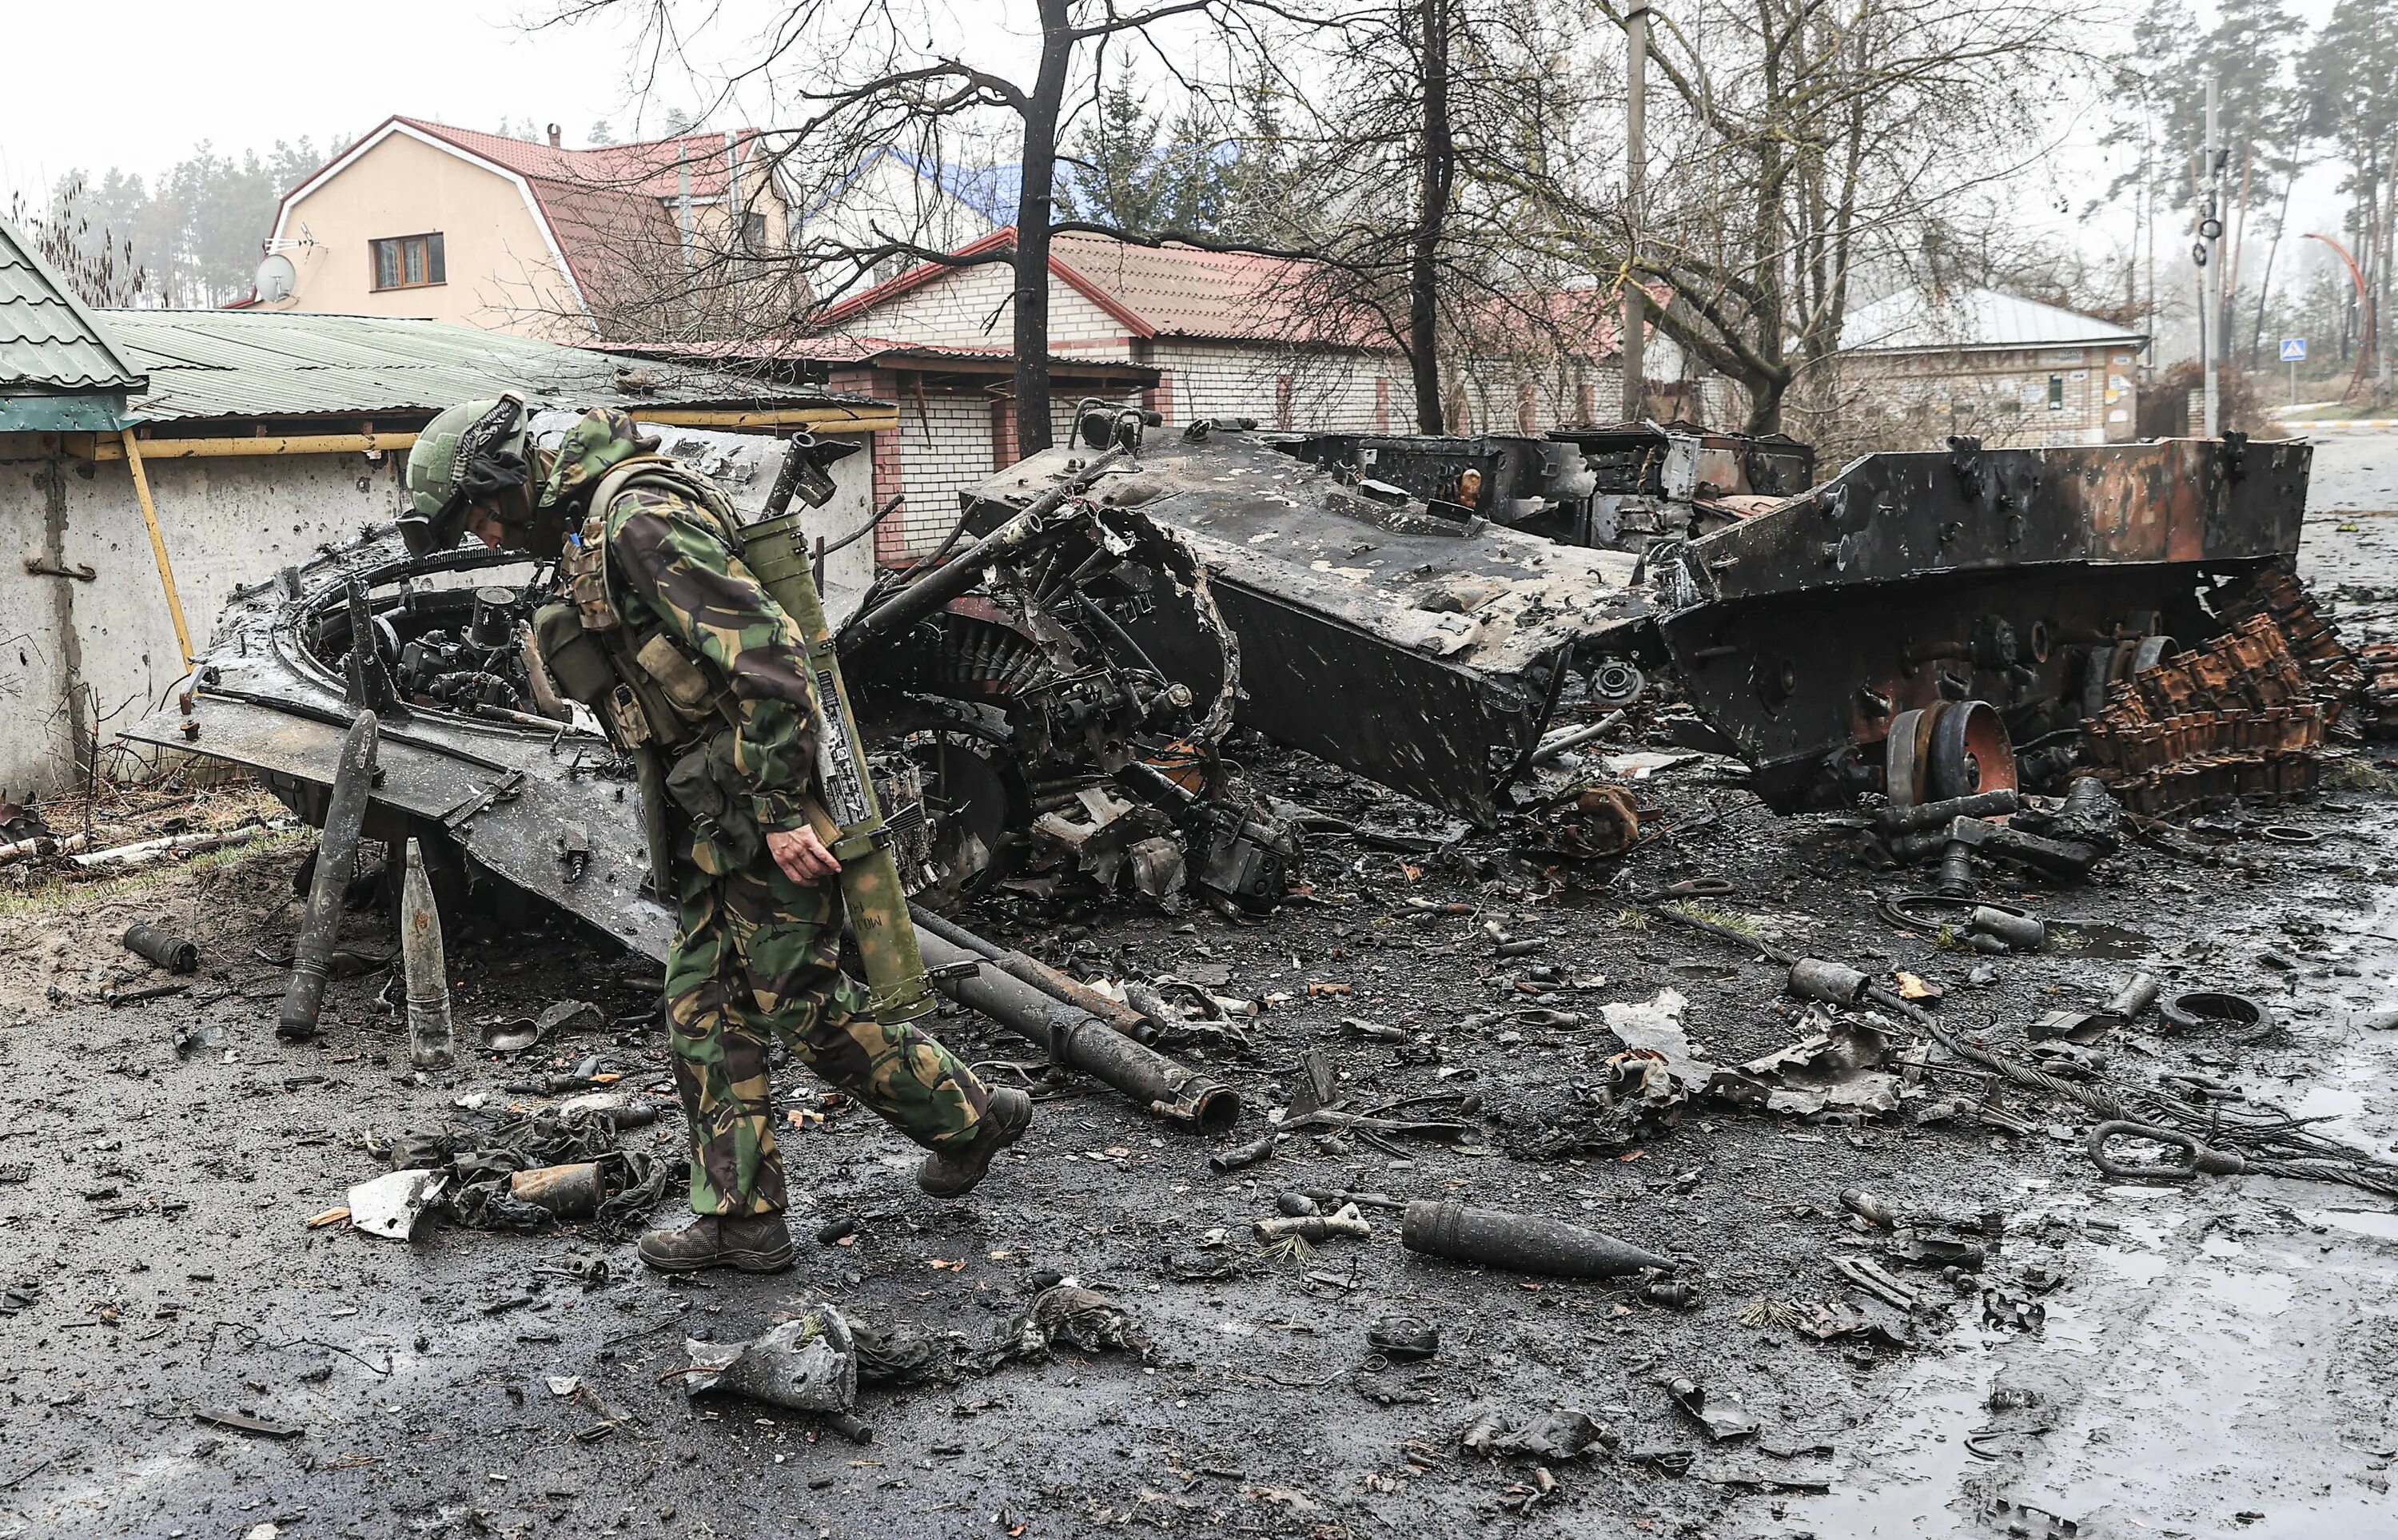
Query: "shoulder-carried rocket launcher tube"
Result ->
[[737, 436, 936, 1025]]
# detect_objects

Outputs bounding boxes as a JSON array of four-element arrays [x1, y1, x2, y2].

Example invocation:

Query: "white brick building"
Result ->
[[1836, 288, 2148, 448]]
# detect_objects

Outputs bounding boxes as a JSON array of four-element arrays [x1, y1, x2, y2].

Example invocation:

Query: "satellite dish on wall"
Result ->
[[255, 253, 296, 303]]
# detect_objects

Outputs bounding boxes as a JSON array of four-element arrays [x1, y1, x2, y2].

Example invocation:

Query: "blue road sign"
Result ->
[[2280, 337, 2308, 362]]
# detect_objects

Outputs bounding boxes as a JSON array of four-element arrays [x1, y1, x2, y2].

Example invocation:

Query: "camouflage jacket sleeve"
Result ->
[[605, 487, 819, 832]]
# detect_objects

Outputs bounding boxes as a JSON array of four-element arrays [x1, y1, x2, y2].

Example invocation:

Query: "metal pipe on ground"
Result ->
[[280, 710, 379, 1042], [122, 923, 198, 973], [1875, 788, 2020, 838], [1528, 711, 1627, 766], [910, 905, 1162, 1042], [910, 920, 1239, 1129]]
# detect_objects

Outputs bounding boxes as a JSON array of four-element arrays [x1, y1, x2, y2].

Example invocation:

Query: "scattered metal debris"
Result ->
[[121, 922, 197, 973], [679, 1307, 858, 1413]]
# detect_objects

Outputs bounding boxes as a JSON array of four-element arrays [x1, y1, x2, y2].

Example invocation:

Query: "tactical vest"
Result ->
[[531, 457, 763, 881]]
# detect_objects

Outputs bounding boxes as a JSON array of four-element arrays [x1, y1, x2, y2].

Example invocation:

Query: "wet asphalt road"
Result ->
[[2, 432, 2395, 1540]]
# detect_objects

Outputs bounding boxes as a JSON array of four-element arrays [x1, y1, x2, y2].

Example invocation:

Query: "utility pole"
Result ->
[[1619, 6, 1650, 422], [2201, 75, 2224, 438]]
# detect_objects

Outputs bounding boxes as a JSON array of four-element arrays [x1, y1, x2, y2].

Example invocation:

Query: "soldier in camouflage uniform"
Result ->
[[404, 397, 1033, 1274]]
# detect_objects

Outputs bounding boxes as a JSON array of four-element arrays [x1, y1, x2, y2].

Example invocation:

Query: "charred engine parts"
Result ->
[[1269, 420, 1815, 551], [388, 586, 552, 714], [841, 448, 1292, 912], [964, 430, 1654, 826]]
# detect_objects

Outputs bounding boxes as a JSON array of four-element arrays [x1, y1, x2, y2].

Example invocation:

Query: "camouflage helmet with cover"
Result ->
[[401, 392, 533, 554]]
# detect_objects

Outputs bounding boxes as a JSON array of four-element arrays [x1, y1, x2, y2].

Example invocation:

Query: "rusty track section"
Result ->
[[2081, 614, 2326, 814]]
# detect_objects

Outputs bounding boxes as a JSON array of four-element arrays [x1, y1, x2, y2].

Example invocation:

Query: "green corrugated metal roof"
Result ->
[[94, 309, 878, 424], [0, 214, 146, 396]]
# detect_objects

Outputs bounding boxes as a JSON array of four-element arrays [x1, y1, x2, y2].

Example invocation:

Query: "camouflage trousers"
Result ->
[[664, 858, 991, 1217]]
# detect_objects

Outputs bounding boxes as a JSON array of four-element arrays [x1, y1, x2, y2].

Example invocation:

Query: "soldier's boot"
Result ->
[[635, 1213, 795, 1274], [917, 1087, 1034, 1199]]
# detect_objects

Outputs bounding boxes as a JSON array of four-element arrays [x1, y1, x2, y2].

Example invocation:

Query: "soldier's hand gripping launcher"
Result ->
[[737, 434, 938, 1025]]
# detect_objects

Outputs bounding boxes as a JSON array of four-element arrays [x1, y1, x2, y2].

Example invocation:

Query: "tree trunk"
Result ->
[[1746, 374, 1787, 436], [1010, 0, 1077, 458], [2248, 161, 2296, 371], [1409, 0, 1454, 434]]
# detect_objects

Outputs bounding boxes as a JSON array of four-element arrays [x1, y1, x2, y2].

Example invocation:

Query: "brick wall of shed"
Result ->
[[1444, 358, 1619, 435], [825, 265, 1134, 355], [1146, 341, 1402, 431], [889, 390, 1000, 559]]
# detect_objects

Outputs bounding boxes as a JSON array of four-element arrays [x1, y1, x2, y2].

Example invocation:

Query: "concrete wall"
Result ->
[[0, 421, 876, 798], [273, 130, 593, 341], [0, 448, 81, 803]]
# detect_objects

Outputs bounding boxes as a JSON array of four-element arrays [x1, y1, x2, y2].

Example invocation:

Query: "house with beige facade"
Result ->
[[250, 117, 798, 343], [1836, 287, 2147, 448]]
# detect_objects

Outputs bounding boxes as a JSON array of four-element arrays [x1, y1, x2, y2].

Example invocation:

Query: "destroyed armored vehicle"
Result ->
[[147, 403, 2322, 959], [967, 421, 2316, 818], [141, 415, 1295, 957]]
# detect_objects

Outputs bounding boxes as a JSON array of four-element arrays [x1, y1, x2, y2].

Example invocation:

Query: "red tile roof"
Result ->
[[815, 228, 1630, 359], [1044, 232, 1326, 343], [815, 228, 1381, 348], [394, 118, 751, 201], [604, 334, 1161, 380]]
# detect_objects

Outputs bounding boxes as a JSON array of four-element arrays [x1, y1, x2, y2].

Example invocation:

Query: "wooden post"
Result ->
[[119, 429, 194, 667]]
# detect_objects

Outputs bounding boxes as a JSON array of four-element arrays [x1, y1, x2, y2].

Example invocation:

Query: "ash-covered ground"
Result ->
[[2, 434, 2394, 1540]]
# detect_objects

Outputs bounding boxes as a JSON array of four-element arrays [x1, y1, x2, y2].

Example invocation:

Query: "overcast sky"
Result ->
[[0, 1, 659, 194], [0, 0, 2364, 310]]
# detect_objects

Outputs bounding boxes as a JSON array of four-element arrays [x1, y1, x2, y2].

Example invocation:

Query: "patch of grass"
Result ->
[[1611, 907, 1650, 931], [1664, 899, 1763, 937], [1934, 924, 1970, 953], [2323, 757, 2398, 794], [0, 827, 305, 924]]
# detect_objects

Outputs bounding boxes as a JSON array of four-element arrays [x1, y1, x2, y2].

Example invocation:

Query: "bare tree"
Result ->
[[9, 175, 148, 308], [1587, 0, 2097, 436], [556, 0, 1305, 452], [1233, 0, 1613, 432]]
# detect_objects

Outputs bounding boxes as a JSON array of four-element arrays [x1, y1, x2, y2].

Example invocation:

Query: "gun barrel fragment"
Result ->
[[839, 443, 1133, 652], [279, 709, 379, 1041], [909, 917, 1239, 1130], [910, 905, 1161, 1042]]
